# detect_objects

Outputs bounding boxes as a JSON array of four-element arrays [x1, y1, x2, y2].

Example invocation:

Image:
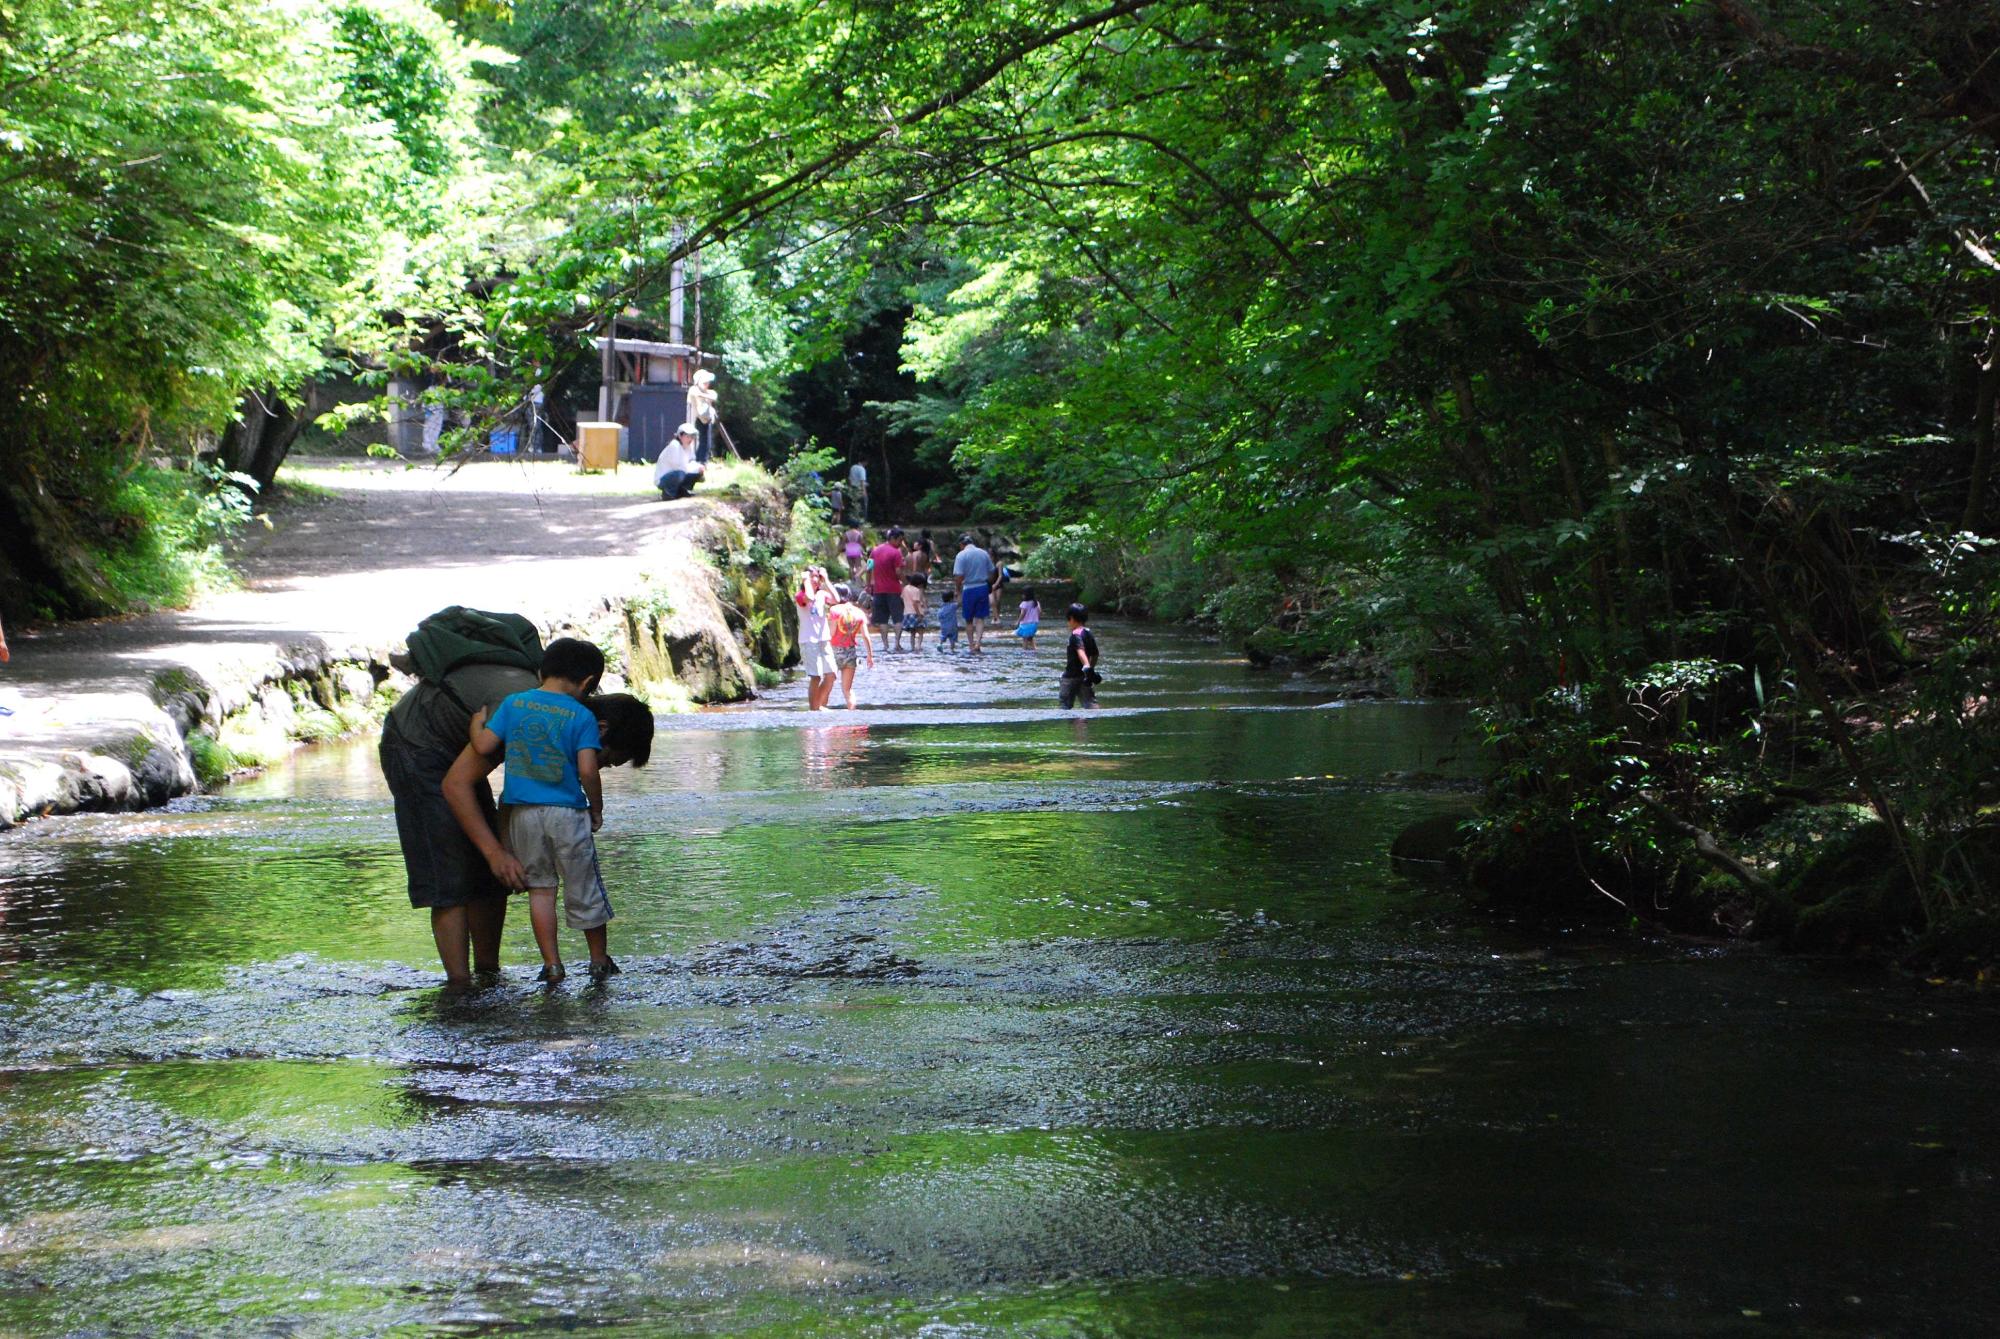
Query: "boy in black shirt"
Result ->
[[1060, 603, 1100, 709]]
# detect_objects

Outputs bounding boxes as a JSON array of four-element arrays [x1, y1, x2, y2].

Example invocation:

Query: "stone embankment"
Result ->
[[0, 459, 796, 828]]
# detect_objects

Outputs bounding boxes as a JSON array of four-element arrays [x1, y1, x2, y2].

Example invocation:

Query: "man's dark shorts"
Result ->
[[379, 718, 505, 910], [961, 583, 992, 622], [870, 592, 903, 627]]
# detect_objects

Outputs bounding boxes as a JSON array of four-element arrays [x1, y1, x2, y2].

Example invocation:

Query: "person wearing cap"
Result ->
[[687, 370, 719, 464], [654, 424, 701, 501], [953, 532, 998, 654]]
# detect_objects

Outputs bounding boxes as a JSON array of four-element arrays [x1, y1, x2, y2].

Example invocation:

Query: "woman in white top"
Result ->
[[654, 425, 699, 500]]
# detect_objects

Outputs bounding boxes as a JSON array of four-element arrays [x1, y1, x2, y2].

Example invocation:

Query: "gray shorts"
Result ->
[[501, 805, 613, 930], [801, 639, 838, 677]]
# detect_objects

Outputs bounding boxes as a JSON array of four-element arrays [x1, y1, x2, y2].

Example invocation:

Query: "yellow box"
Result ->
[[577, 422, 622, 471]]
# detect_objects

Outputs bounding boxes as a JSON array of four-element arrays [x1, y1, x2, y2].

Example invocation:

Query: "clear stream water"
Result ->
[[1, 623, 1996, 1336]]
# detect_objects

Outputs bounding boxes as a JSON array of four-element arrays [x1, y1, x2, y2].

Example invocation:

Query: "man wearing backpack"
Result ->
[[378, 608, 654, 991]]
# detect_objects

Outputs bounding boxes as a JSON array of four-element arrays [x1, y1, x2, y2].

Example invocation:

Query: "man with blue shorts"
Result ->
[[953, 533, 998, 655]]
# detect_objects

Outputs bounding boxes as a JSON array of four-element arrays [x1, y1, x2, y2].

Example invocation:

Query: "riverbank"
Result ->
[[0, 457, 797, 829]]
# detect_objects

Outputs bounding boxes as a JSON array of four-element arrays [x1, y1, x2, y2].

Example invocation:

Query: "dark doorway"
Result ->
[[624, 384, 690, 463]]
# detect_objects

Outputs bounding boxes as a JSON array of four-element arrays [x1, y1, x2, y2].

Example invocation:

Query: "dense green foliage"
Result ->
[[0, 0, 497, 613], [5, 0, 1997, 952], [468, 0, 1995, 949]]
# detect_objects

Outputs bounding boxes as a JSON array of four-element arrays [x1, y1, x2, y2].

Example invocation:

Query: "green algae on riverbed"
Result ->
[[1, 624, 1997, 1335]]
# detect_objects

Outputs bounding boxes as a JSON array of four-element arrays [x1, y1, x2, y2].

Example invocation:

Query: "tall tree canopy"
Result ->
[[0, 0, 499, 611], [478, 0, 1999, 928], [4, 0, 1996, 935]]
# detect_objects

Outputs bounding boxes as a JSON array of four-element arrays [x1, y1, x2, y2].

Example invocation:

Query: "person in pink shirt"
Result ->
[[868, 526, 907, 653]]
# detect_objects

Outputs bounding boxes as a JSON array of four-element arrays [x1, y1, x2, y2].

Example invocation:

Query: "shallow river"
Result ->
[[2, 623, 1997, 1335]]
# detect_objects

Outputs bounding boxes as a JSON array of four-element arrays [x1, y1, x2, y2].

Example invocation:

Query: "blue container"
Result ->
[[489, 428, 518, 455]]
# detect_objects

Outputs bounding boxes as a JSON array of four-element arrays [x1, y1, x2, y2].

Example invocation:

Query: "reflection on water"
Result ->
[[1, 623, 1998, 1334]]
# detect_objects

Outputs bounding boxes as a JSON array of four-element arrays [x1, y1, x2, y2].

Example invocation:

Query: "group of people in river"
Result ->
[[373, 511, 1100, 990], [795, 526, 1099, 711]]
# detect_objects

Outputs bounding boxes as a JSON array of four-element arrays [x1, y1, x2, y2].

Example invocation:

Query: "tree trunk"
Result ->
[[1963, 326, 1998, 535], [215, 382, 333, 491]]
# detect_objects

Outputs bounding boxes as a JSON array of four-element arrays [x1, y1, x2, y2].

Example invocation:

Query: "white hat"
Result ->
[[693, 370, 715, 385], [677, 423, 696, 436]]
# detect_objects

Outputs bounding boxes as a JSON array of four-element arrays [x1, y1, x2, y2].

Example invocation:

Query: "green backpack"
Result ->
[[405, 606, 542, 684]]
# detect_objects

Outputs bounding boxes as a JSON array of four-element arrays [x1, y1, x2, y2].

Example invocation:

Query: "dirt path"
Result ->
[[1, 456, 705, 822]]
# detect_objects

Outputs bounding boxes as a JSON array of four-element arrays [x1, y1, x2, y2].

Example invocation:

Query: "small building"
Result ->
[[590, 334, 716, 465]]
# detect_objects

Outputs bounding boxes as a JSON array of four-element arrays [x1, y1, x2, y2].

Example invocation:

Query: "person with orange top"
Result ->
[[827, 583, 876, 709]]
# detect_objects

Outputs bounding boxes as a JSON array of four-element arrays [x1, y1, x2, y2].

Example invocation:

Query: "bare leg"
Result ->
[[840, 663, 857, 708], [527, 889, 563, 974], [468, 897, 507, 975], [431, 906, 472, 989], [584, 925, 610, 967]]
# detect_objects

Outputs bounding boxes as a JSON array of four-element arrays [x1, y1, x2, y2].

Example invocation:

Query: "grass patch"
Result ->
[[94, 466, 248, 611], [630, 675, 697, 714], [187, 733, 242, 788], [698, 458, 777, 496]]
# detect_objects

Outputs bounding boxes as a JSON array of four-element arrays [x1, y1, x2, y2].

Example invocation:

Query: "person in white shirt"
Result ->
[[793, 566, 840, 710], [654, 425, 700, 500]]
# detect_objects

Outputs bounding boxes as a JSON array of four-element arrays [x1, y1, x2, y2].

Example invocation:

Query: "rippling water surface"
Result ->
[[2, 624, 1997, 1335]]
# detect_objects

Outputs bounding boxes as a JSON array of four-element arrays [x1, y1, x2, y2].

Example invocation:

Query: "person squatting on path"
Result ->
[[654, 424, 702, 501], [829, 583, 875, 708], [445, 638, 632, 986], [953, 533, 997, 654], [379, 619, 653, 991], [901, 572, 928, 652], [870, 527, 906, 651], [1060, 604, 1101, 710], [795, 565, 841, 711], [1014, 589, 1041, 650]]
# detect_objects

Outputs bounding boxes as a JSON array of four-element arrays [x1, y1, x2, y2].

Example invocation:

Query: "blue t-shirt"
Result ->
[[486, 689, 600, 809]]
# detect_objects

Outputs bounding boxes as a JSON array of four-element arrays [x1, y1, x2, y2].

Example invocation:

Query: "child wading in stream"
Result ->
[[1013, 589, 1041, 650], [901, 572, 929, 652], [1059, 604, 1101, 709], [466, 637, 621, 984], [936, 595, 961, 652], [829, 583, 876, 708]]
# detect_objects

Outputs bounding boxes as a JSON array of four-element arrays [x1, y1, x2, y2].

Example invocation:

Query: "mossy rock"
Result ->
[[1777, 821, 1924, 951], [1390, 813, 1471, 870], [1243, 624, 1296, 667]]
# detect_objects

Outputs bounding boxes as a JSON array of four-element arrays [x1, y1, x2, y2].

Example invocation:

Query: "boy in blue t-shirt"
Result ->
[[472, 638, 620, 985]]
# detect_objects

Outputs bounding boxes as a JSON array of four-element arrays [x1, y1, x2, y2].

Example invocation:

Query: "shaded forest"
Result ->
[[4, 0, 1998, 954]]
